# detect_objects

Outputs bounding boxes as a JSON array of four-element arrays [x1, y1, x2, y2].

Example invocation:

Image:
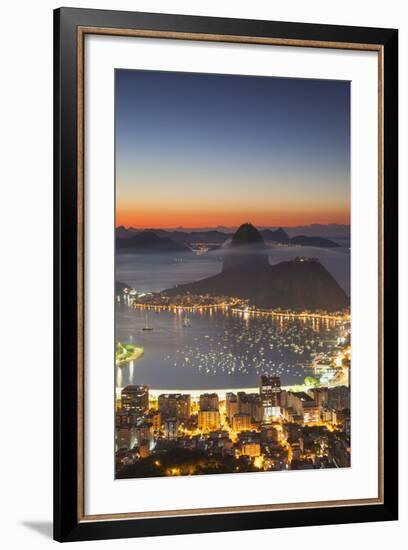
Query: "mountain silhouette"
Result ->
[[290, 235, 340, 248], [164, 223, 348, 311], [262, 227, 291, 243], [222, 222, 269, 271], [116, 230, 192, 254], [116, 225, 340, 248]]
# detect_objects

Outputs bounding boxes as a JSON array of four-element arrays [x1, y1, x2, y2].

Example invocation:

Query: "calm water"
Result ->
[[115, 245, 349, 390], [116, 303, 340, 390]]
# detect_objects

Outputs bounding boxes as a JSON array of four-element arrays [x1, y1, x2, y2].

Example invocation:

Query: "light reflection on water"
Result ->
[[115, 302, 339, 390], [115, 249, 348, 390]]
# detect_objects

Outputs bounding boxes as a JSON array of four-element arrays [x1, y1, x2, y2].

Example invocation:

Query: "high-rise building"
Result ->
[[280, 390, 304, 418], [232, 413, 252, 432], [115, 410, 138, 428], [321, 406, 337, 425], [302, 401, 320, 424], [116, 425, 136, 451], [146, 410, 161, 431], [260, 425, 279, 444], [164, 417, 179, 440], [237, 392, 251, 415], [248, 393, 263, 423], [158, 393, 191, 421], [328, 386, 350, 411], [199, 393, 219, 411], [238, 392, 263, 423], [198, 409, 221, 431], [134, 421, 154, 446], [226, 393, 239, 423], [241, 441, 261, 457], [310, 387, 329, 408], [121, 385, 149, 416], [260, 375, 281, 422]]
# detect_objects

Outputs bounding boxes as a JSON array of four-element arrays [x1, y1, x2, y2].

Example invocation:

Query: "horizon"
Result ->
[[115, 70, 350, 229], [116, 222, 350, 231]]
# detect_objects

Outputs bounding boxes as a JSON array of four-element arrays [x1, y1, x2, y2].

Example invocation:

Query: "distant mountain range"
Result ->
[[116, 226, 341, 249], [117, 223, 350, 237], [116, 230, 192, 254], [163, 223, 348, 311]]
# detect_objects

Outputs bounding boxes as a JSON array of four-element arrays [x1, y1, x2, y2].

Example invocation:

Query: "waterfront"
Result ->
[[116, 300, 346, 391], [114, 70, 351, 477], [116, 246, 349, 393]]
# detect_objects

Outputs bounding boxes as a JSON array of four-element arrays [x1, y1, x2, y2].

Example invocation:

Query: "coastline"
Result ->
[[115, 380, 346, 401], [116, 346, 144, 366]]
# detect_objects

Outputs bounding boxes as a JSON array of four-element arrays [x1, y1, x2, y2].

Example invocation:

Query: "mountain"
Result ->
[[115, 226, 344, 249], [284, 224, 350, 239], [261, 227, 291, 243], [115, 225, 139, 239], [223, 222, 269, 271], [290, 235, 340, 248], [164, 223, 348, 311], [116, 231, 192, 254], [147, 229, 230, 244]]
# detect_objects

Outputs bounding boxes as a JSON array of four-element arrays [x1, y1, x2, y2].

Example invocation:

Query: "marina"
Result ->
[[115, 300, 346, 391]]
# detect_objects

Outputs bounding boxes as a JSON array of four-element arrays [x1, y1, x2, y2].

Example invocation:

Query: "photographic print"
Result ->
[[114, 69, 351, 479]]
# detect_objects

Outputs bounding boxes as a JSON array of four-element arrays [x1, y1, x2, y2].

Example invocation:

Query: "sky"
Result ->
[[115, 69, 350, 229]]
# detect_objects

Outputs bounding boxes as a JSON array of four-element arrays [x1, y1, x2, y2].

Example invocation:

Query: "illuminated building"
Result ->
[[260, 375, 281, 422], [237, 392, 251, 415], [328, 386, 350, 411], [280, 390, 304, 419], [226, 393, 238, 423], [198, 409, 220, 431], [232, 413, 251, 432], [302, 401, 320, 424], [115, 410, 138, 427], [146, 410, 161, 431], [116, 425, 136, 451], [121, 385, 149, 417], [164, 417, 178, 440], [310, 387, 329, 408], [138, 442, 150, 458], [158, 393, 191, 421], [321, 406, 337, 424], [237, 392, 263, 423], [199, 393, 219, 411], [241, 442, 261, 457], [248, 393, 263, 423], [134, 422, 154, 446], [260, 425, 279, 444]]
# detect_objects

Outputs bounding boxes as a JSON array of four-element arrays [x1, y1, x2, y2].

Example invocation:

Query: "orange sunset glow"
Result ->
[[115, 70, 350, 232], [115, 208, 350, 229]]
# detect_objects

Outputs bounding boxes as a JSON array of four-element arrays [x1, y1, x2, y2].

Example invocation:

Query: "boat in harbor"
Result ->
[[183, 316, 191, 327], [142, 312, 153, 331]]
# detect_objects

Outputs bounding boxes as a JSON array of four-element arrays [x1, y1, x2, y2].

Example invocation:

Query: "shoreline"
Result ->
[[116, 346, 144, 366], [115, 380, 345, 401], [131, 301, 350, 323]]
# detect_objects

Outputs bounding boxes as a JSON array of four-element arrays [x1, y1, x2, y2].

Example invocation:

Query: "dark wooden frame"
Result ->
[[54, 7, 398, 542]]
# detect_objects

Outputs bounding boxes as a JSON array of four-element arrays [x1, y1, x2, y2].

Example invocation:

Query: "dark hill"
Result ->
[[116, 226, 342, 249], [261, 227, 291, 243], [148, 229, 229, 244], [116, 231, 192, 254], [115, 226, 139, 239], [164, 223, 348, 311], [290, 235, 340, 248], [223, 223, 269, 271]]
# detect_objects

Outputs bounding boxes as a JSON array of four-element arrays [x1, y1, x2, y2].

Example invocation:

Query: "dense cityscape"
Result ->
[[115, 318, 350, 478], [114, 70, 351, 479]]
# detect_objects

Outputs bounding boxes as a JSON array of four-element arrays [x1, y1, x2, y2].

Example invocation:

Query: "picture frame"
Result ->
[[54, 7, 398, 542]]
